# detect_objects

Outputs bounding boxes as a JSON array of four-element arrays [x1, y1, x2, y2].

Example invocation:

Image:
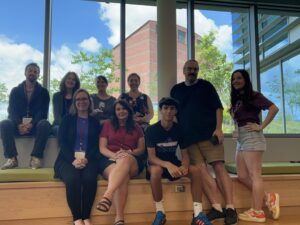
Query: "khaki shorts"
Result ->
[[188, 140, 225, 165]]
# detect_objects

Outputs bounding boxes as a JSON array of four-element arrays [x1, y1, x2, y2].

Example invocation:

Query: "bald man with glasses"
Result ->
[[171, 59, 237, 225]]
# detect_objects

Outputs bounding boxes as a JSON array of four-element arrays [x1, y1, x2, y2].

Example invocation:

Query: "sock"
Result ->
[[226, 204, 235, 209], [193, 202, 203, 217], [212, 203, 223, 212], [155, 200, 165, 213]]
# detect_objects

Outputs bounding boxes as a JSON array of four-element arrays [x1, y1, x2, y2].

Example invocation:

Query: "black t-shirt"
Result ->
[[170, 79, 223, 146], [145, 121, 186, 161]]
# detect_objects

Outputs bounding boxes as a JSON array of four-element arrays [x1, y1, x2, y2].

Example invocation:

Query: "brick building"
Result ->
[[113, 20, 200, 102]]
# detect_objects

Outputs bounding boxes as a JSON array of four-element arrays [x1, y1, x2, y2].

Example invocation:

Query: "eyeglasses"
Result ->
[[76, 98, 89, 102], [186, 67, 199, 71]]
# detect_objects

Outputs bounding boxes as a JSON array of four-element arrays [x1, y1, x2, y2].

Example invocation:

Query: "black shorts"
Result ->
[[98, 153, 145, 175], [146, 157, 182, 181]]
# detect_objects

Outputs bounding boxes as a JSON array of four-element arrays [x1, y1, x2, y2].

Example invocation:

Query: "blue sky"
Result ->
[[0, 1, 234, 92], [201, 10, 232, 26], [52, 0, 112, 50]]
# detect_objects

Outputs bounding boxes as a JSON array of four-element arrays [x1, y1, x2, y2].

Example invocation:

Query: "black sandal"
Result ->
[[96, 196, 112, 212], [114, 220, 124, 225]]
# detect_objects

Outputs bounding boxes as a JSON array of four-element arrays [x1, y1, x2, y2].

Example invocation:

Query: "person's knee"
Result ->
[[0, 119, 14, 130], [237, 172, 249, 183], [149, 165, 163, 180], [248, 171, 262, 183], [36, 119, 51, 131], [188, 165, 201, 177], [212, 161, 227, 174], [116, 157, 133, 172], [196, 163, 210, 176]]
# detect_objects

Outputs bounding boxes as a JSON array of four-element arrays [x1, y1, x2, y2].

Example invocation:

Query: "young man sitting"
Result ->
[[145, 97, 212, 225]]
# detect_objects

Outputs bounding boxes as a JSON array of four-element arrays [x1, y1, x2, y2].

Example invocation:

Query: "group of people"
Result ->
[[0, 60, 280, 225]]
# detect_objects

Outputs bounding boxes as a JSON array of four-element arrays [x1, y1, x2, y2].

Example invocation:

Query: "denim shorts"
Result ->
[[236, 126, 266, 152]]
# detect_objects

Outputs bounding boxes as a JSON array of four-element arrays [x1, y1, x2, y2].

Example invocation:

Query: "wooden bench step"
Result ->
[[0, 175, 300, 224]]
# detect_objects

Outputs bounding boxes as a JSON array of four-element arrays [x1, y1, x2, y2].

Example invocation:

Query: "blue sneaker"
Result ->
[[152, 211, 166, 225], [191, 212, 212, 225]]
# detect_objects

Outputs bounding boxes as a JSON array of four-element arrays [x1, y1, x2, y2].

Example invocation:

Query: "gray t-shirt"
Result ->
[[91, 94, 116, 123]]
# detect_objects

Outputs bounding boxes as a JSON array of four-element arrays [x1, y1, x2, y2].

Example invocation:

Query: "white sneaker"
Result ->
[[266, 192, 280, 219], [1, 157, 18, 170], [30, 157, 42, 169]]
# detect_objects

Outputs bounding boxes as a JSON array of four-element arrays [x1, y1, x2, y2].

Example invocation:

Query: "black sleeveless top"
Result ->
[[120, 93, 149, 117]]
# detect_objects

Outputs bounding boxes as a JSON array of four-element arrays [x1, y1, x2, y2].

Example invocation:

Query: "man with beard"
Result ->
[[0, 63, 51, 170], [170, 59, 237, 225]]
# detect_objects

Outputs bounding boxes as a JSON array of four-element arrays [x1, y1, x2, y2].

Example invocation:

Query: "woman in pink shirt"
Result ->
[[96, 100, 145, 225]]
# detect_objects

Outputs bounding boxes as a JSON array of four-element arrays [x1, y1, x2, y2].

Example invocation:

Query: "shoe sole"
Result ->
[[238, 214, 266, 223], [271, 193, 280, 220], [210, 218, 225, 223]]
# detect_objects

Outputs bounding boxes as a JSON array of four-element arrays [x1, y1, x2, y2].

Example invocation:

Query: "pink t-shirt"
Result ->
[[100, 121, 144, 153]]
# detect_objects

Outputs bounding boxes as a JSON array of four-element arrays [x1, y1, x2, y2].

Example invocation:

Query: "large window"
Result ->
[[123, 3, 157, 101], [50, 0, 120, 122], [0, 0, 45, 120], [259, 10, 300, 134], [260, 65, 283, 133], [176, 8, 188, 84], [193, 6, 250, 133], [51, 0, 120, 95], [1, 1, 299, 135], [282, 53, 300, 133]]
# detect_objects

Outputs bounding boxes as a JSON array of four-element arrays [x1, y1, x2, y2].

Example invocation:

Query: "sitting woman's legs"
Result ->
[[114, 175, 130, 223], [104, 155, 139, 199], [81, 161, 99, 221], [59, 162, 82, 222]]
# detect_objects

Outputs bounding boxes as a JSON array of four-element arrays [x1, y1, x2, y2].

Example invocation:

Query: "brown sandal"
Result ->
[[114, 220, 124, 225], [96, 196, 112, 212]]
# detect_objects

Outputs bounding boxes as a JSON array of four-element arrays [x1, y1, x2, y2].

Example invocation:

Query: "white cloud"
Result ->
[[177, 9, 233, 60], [99, 4, 232, 59], [215, 25, 233, 61], [79, 36, 101, 53], [99, 3, 157, 46], [0, 35, 43, 92], [0, 36, 83, 93], [50, 45, 82, 80]]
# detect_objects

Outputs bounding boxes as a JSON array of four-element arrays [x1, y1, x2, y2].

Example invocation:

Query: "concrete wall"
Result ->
[[0, 137, 299, 168]]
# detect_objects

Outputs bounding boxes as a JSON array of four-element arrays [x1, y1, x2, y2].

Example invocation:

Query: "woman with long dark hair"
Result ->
[[52, 71, 80, 135], [230, 69, 279, 223], [96, 99, 145, 225], [54, 89, 100, 225]]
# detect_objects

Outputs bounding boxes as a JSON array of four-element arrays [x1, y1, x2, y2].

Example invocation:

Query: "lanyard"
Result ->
[[77, 118, 88, 151], [23, 84, 34, 117]]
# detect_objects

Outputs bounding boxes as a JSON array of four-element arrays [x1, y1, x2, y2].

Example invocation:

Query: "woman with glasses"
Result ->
[[91, 75, 116, 125], [52, 71, 80, 135], [119, 73, 154, 131], [96, 99, 145, 225], [54, 89, 101, 225], [230, 69, 279, 223]]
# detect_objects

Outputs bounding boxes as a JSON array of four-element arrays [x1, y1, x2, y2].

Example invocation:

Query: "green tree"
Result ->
[[71, 48, 120, 95], [195, 31, 233, 105], [50, 78, 60, 97], [195, 31, 234, 131], [0, 82, 8, 102]]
